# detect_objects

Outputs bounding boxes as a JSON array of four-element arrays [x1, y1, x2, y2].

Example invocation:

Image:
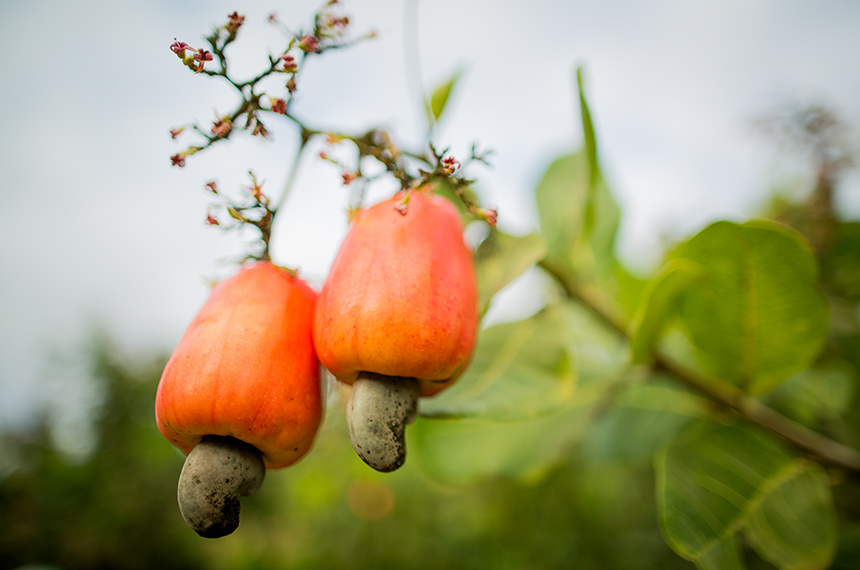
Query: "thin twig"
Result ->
[[274, 135, 309, 214]]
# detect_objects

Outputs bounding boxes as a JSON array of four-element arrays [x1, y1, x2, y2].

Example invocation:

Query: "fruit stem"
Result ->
[[347, 372, 420, 472], [177, 435, 265, 538]]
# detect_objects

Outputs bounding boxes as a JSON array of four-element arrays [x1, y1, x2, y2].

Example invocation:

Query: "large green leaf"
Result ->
[[697, 536, 744, 570], [822, 221, 860, 300], [535, 151, 620, 283], [582, 379, 713, 464], [412, 300, 631, 484], [559, 297, 631, 385], [535, 152, 586, 261], [475, 230, 547, 314], [674, 220, 828, 395], [832, 525, 860, 570], [410, 405, 590, 486], [411, 369, 631, 486], [657, 423, 838, 570], [419, 304, 575, 421], [630, 259, 702, 363], [746, 465, 838, 570], [766, 358, 858, 429]]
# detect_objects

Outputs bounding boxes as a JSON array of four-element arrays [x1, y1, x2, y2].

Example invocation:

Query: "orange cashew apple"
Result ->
[[313, 189, 479, 471], [156, 262, 321, 537]]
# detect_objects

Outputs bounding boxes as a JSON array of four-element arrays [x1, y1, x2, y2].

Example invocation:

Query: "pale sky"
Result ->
[[1, 0, 859, 429]]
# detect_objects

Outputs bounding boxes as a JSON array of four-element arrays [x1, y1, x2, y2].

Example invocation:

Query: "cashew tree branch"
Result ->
[[538, 256, 860, 474]]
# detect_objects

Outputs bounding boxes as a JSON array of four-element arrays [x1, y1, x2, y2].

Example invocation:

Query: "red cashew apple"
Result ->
[[313, 189, 479, 472], [156, 262, 321, 537]]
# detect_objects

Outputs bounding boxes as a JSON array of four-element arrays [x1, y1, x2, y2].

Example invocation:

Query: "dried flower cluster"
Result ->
[[168, 3, 497, 262]]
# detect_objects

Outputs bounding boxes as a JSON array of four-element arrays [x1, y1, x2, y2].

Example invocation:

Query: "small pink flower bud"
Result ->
[[298, 35, 319, 53], [341, 172, 358, 185], [169, 127, 184, 139], [205, 181, 218, 194], [170, 153, 186, 167], [170, 39, 190, 57], [226, 206, 245, 221], [347, 206, 361, 223], [269, 97, 287, 115], [393, 193, 410, 216], [205, 210, 220, 226], [226, 11, 245, 33], [245, 176, 265, 200], [328, 16, 349, 30], [267, 13, 278, 23], [252, 120, 269, 138], [193, 49, 213, 73], [279, 53, 298, 72], [210, 116, 232, 139], [441, 156, 460, 175], [478, 207, 498, 227], [286, 77, 297, 93]]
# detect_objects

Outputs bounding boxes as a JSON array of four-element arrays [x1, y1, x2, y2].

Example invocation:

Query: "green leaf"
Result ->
[[534, 70, 618, 283], [410, 405, 589, 486], [630, 259, 702, 363], [428, 69, 462, 124], [612, 263, 651, 319], [584, 167, 621, 281], [419, 304, 575, 421], [766, 358, 858, 429], [432, 178, 478, 225], [745, 466, 838, 570], [674, 220, 829, 395], [475, 230, 547, 314], [832, 525, 860, 570], [697, 536, 745, 570], [657, 423, 838, 570], [822, 221, 860, 299], [411, 368, 625, 486], [554, 298, 631, 386], [535, 152, 585, 261], [534, 151, 620, 282], [583, 379, 712, 464], [412, 300, 630, 485], [576, 66, 600, 235]]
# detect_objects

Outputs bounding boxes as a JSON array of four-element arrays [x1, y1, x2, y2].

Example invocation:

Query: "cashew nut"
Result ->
[[346, 372, 420, 472], [177, 435, 265, 538]]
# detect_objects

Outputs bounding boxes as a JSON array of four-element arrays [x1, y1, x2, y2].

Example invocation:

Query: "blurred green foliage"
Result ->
[[0, 342, 695, 570], [0, 345, 199, 570], [4, 176, 859, 569], [3, 81, 860, 570]]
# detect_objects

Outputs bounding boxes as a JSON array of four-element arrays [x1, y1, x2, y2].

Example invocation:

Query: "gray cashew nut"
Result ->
[[177, 435, 265, 538], [346, 372, 420, 472]]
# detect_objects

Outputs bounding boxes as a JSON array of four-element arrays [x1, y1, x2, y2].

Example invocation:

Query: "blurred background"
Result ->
[[1, 0, 859, 568]]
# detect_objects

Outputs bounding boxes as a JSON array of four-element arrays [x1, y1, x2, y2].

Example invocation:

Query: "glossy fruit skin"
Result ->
[[156, 262, 321, 470], [313, 190, 479, 397]]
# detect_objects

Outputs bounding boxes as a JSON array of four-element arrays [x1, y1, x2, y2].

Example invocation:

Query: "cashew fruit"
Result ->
[[313, 189, 478, 471], [156, 262, 321, 536]]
